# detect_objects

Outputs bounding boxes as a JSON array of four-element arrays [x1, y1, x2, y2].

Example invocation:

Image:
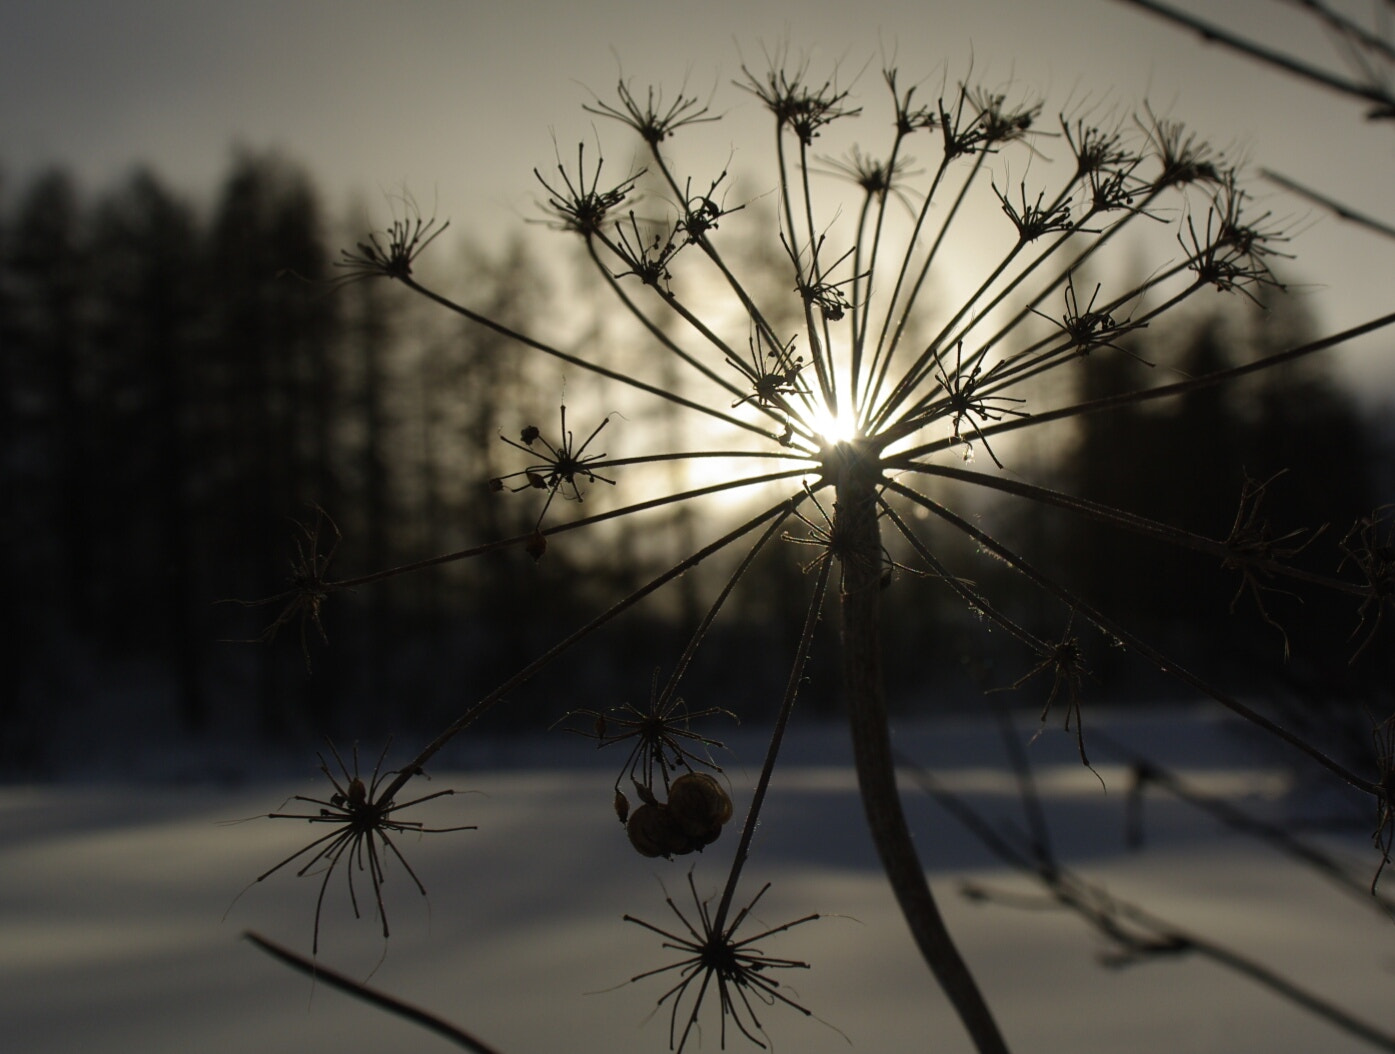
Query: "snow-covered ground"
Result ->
[[2, 706, 1390, 1053]]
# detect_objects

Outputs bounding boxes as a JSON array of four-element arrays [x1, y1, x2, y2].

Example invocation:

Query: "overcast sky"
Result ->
[[3, 0, 1391, 394]]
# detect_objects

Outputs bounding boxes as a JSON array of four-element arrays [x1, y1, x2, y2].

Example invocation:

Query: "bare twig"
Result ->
[[244, 931, 506, 1054]]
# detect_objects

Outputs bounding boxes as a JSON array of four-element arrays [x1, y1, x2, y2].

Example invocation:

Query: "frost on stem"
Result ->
[[1372, 714, 1395, 891]]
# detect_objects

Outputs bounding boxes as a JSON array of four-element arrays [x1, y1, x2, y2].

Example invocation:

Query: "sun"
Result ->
[[808, 403, 860, 445]]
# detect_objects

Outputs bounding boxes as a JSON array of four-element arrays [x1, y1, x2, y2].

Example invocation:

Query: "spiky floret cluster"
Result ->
[[624, 874, 820, 1052], [249, 742, 472, 954]]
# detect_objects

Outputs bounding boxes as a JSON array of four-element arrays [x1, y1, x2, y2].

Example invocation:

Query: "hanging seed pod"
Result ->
[[626, 802, 691, 858], [613, 787, 631, 825], [346, 776, 368, 807], [525, 530, 547, 561], [667, 771, 733, 840]]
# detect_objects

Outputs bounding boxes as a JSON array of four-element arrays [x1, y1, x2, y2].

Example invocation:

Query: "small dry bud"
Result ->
[[526, 530, 547, 561]]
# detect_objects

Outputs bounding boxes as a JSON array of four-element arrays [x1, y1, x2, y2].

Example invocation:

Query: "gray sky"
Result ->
[[3, 0, 1391, 394]]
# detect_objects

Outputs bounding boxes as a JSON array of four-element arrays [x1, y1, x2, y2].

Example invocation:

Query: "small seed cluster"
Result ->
[[624, 772, 733, 858]]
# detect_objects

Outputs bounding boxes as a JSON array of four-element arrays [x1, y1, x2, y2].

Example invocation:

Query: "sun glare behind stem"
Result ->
[[809, 404, 860, 445]]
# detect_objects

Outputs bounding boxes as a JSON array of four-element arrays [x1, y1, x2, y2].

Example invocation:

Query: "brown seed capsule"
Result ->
[[346, 776, 368, 807], [667, 772, 733, 838], [525, 530, 547, 561], [626, 802, 691, 858], [613, 788, 630, 825]]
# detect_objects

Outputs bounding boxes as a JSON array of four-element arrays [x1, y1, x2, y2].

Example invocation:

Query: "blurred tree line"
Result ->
[[1, 152, 1388, 776]]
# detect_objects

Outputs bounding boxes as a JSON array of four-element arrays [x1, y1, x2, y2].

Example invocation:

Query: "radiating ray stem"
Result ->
[[584, 238, 752, 406], [643, 147, 791, 361], [657, 496, 806, 710], [884, 476, 1380, 796], [849, 190, 876, 410], [935, 213, 1106, 380], [776, 126, 837, 409], [591, 227, 751, 367], [864, 154, 989, 428], [879, 497, 1046, 653], [891, 459, 1368, 597], [713, 543, 833, 934], [878, 163, 1136, 431], [799, 138, 841, 419], [400, 275, 776, 441], [964, 183, 1169, 364], [915, 308, 1395, 451], [377, 493, 806, 805], [860, 151, 956, 409], [848, 126, 913, 409], [329, 466, 814, 591]]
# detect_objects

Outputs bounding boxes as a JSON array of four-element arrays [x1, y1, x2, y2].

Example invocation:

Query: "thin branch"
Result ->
[[1262, 168, 1395, 239], [897, 762, 1395, 1053], [885, 476, 1381, 797], [244, 932, 505, 1054], [376, 491, 808, 805], [1115, 0, 1395, 116], [714, 542, 833, 932]]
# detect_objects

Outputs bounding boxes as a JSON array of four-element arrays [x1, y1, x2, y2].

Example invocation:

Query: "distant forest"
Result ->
[[2, 151, 1389, 776]]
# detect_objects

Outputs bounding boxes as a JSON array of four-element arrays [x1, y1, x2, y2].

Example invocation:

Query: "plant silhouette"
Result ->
[[242, 44, 1395, 1054]]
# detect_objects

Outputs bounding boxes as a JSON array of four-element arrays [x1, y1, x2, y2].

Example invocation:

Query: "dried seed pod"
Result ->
[[346, 776, 367, 807], [614, 787, 630, 825], [626, 802, 691, 858], [525, 530, 547, 561], [667, 771, 733, 838]]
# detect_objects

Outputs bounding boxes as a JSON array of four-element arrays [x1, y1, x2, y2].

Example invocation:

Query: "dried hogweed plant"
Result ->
[[241, 48, 1395, 1054]]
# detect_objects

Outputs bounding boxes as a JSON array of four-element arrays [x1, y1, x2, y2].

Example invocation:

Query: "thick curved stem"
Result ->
[[833, 443, 1011, 1054]]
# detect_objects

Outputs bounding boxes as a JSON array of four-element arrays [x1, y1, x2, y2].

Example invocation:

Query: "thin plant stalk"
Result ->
[[834, 438, 1011, 1054]]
